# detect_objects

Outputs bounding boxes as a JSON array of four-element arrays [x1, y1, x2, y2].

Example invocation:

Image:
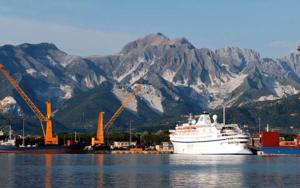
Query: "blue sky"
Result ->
[[0, 0, 299, 57]]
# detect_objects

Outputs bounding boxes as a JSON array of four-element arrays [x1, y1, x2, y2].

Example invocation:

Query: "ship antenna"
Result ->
[[187, 113, 192, 124]]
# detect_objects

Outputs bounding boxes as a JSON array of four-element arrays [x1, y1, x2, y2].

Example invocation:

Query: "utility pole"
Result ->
[[74, 131, 77, 143], [129, 120, 132, 147], [22, 117, 25, 146], [223, 105, 226, 125]]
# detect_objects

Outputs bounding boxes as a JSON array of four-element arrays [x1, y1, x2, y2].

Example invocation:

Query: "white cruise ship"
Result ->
[[169, 113, 252, 155]]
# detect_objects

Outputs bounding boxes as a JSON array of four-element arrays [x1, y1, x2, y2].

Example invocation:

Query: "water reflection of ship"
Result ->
[[1, 152, 16, 187], [169, 155, 247, 187]]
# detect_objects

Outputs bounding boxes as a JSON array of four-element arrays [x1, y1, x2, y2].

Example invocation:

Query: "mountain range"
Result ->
[[0, 33, 300, 132]]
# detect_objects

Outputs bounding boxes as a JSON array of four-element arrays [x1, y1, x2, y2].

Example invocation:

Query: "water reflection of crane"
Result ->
[[45, 154, 53, 188], [97, 154, 105, 188]]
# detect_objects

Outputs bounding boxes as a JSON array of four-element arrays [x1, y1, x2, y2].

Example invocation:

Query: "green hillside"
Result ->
[[54, 82, 204, 132]]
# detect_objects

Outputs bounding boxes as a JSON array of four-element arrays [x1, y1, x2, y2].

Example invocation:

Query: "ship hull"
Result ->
[[171, 139, 252, 155], [0, 145, 85, 154], [260, 147, 300, 156]]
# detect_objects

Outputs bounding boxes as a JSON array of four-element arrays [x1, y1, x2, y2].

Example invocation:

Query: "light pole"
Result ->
[[22, 117, 25, 146], [258, 117, 261, 134], [297, 46, 300, 102]]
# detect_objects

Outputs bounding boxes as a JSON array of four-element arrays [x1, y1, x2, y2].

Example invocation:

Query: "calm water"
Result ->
[[0, 154, 300, 188]]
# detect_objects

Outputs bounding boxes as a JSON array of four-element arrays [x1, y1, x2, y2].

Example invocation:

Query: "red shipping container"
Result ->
[[67, 140, 74, 146], [261, 131, 280, 147], [297, 135, 300, 147]]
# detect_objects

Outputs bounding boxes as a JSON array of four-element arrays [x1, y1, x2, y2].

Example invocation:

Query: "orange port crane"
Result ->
[[0, 64, 58, 145], [104, 83, 143, 133], [91, 82, 143, 146], [91, 112, 105, 146]]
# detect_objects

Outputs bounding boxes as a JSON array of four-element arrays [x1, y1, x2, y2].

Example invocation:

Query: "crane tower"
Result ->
[[91, 112, 105, 146]]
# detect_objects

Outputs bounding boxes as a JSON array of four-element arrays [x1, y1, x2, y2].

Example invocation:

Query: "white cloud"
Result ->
[[266, 40, 294, 49], [0, 16, 135, 56]]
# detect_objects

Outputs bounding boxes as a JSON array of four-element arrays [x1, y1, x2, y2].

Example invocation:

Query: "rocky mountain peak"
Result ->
[[19, 42, 58, 50], [120, 33, 170, 54], [170, 37, 195, 49], [280, 53, 300, 63], [0, 43, 60, 58], [141, 32, 170, 44], [215, 47, 261, 74], [216, 47, 260, 60]]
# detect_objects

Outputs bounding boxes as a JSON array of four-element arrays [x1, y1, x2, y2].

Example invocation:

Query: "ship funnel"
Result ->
[[213, 115, 218, 123]]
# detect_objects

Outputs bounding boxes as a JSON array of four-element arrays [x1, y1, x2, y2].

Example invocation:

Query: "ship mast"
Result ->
[[9, 125, 12, 140]]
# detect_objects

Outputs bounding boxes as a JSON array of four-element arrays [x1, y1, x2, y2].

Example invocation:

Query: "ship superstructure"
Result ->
[[169, 113, 252, 154]]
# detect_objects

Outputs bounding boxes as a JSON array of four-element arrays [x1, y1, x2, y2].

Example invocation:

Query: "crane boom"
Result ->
[[104, 83, 143, 133], [0, 64, 46, 121]]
